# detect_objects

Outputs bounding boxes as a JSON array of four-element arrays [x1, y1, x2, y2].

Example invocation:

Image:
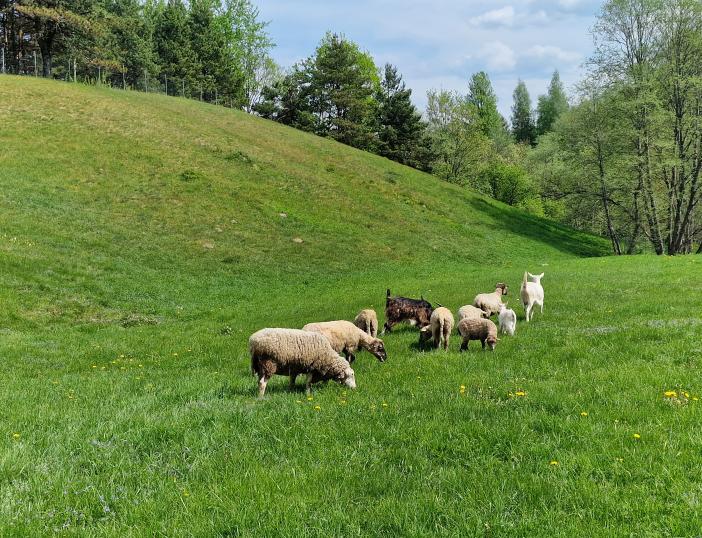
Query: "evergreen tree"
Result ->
[[308, 32, 379, 150], [536, 70, 569, 136], [375, 63, 428, 168], [153, 0, 199, 95], [511, 80, 536, 145]]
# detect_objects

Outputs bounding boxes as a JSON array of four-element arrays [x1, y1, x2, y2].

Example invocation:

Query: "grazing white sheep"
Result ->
[[354, 309, 378, 338], [457, 305, 490, 322], [520, 272, 544, 322], [249, 328, 356, 397], [458, 318, 498, 351], [473, 283, 508, 317], [419, 307, 454, 350], [302, 320, 386, 363], [498, 303, 517, 336]]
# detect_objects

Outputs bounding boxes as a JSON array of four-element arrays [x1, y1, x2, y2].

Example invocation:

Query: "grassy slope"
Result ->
[[1, 77, 701, 536]]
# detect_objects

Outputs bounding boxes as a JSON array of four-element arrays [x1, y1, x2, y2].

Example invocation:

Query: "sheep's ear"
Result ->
[[538, 273, 544, 279]]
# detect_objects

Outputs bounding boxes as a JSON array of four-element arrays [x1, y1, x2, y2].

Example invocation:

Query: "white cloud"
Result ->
[[470, 6, 515, 27], [523, 45, 582, 63], [482, 41, 517, 71]]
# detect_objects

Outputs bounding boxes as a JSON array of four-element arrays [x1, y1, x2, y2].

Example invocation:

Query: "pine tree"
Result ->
[[153, 0, 199, 96], [511, 80, 536, 145], [536, 70, 569, 136], [376, 63, 428, 168]]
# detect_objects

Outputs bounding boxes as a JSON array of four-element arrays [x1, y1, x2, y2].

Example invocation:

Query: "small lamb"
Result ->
[[498, 303, 517, 336], [249, 328, 356, 397], [458, 318, 498, 351], [419, 307, 454, 350], [520, 272, 544, 322], [473, 283, 508, 317], [302, 320, 387, 363], [353, 309, 378, 338], [457, 305, 490, 322]]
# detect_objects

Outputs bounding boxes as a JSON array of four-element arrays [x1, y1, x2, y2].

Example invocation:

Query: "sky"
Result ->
[[257, 0, 602, 118]]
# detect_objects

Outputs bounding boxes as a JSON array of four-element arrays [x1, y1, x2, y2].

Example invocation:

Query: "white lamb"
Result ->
[[498, 303, 517, 336], [520, 271, 544, 322]]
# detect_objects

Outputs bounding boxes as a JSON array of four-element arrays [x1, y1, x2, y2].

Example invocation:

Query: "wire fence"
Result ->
[[1, 47, 242, 109]]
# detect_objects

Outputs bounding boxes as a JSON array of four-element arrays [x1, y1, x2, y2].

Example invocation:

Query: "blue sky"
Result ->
[[257, 0, 602, 118]]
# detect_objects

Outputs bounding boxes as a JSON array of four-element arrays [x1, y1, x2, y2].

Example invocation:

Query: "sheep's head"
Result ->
[[341, 367, 356, 389], [368, 338, 387, 362], [496, 283, 508, 296], [419, 325, 432, 343], [486, 334, 497, 351]]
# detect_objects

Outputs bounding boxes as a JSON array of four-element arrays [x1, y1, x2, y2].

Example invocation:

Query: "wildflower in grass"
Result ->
[[580, 411, 588, 417], [307, 396, 313, 401], [693, 397, 699, 402], [515, 391, 526, 397], [173, 353, 178, 357], [314, 405, 321, 411], [664, 391, 677, 398], [684, 392, 690, 398], [382, 403, 388, 407], [550, 460, 559, 466], [91, 365, 97, 369], [12, 433, 20, 439], [633, 433, 641, 440], [182, 490, 190, 497], [616, 457, 624, 463], [340, 400, 347, 405]]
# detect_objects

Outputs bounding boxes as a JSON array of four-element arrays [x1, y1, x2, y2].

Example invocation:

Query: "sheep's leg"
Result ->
[[257, 375, 269, 398], [540, 301, 544, 314], [305, 374, 314, 395], [481, 338, 487, 350], [443, 334, 449, 351], [382, 321, 393, 335], [371, 320, 377, 338], [289, 373, 298, 390], [347, 352, 356, 364], [460, 339, 468, 352]]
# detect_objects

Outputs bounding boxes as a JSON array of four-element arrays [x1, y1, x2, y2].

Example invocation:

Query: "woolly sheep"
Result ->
[[419, 306, 454, 350], [302, 320, 387, 363], [473, 283, 508, 317], [249, 328, 356, 397], [457, 305, 490, 322], [458, 318, 498, 351], [354, 309, 378, 338], [498, 303, 517, 336], [520, 272, 544, 322]]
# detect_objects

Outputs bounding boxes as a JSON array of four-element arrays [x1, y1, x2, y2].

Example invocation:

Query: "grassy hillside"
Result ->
[[1, 77, 701, 536]]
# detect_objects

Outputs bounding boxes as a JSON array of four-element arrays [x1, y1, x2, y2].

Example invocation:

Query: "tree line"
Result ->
[[0, 0, 276, 109]]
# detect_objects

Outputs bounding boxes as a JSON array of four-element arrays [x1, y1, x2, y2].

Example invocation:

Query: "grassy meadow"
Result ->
[[1, 77, 701, 536]]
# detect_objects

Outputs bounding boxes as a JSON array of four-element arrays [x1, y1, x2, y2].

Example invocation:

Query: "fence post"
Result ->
[[73, 59, 77, 82], [1, 48, 5, 74], [122, 67, 126, 90], [144, 69, 148, 92], [34, 51, 37, 76], [98, 66, 101, 84], [165, 74, 168, 95], [182, 79, 185, 97]]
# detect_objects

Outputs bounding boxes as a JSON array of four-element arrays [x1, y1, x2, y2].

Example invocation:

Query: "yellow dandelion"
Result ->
[[515, 391, 526, 397], [693, 397, 699, 402], [182, 490, 190, 497], [633, 433, 641, 440], [173, 353, 178, 357], [580, 411, 588, 417], [101, 366, 106, 370], [340, 400, 347, 405], [120, 354, 125, 358], [12, 433, 20, 439], [91, 365, 97, 369], [138, 364, 143, 368], [307, 396, 313, 401], [684, 392, 690, 398], [382, 403, 388, 407], [616, 457, 624, 463], [460, 385, 466, 390], [664, 391, 677, 398], [550, 460, 559, 466], [314, 405, 321, 411]]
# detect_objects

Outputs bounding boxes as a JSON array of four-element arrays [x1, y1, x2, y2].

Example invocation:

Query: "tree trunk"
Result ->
[[38, 36, 53, 78], [597, 139, 621, 255], [639, 127, 665, 255]]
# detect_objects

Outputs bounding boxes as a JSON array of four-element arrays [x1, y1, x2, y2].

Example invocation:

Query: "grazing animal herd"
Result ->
[[250, 271, 545, 397]]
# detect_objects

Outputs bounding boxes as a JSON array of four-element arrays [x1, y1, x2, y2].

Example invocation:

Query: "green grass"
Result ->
[[1, 77, 701, 536]]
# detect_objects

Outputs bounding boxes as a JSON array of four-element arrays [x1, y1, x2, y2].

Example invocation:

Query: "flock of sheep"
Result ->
[[250, 272, 545, 397]]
